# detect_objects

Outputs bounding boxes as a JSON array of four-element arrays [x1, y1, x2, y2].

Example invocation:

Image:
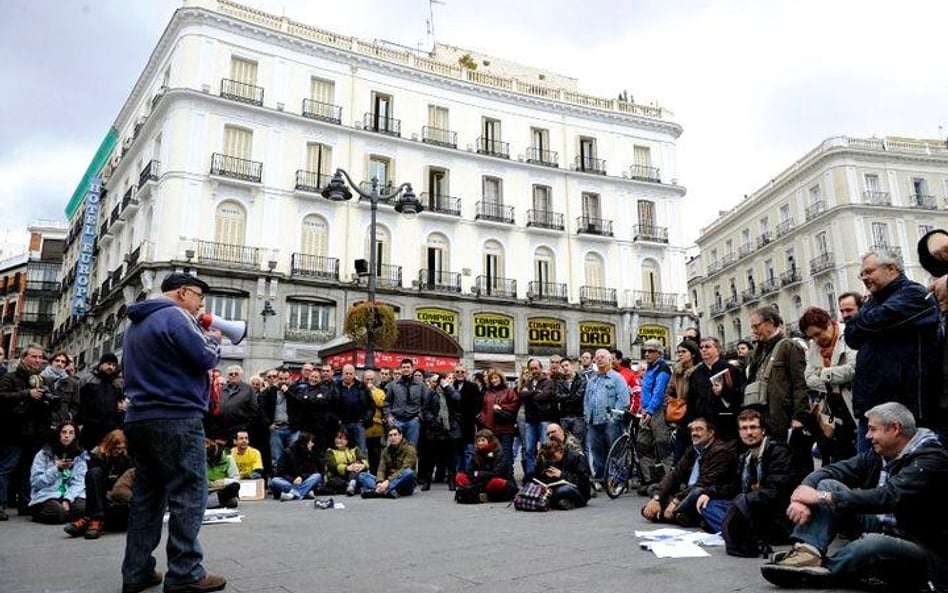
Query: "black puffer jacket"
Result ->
[[519, 376, 557, 423], [0, 363, 52, 444], [535, 448, 591, 501]]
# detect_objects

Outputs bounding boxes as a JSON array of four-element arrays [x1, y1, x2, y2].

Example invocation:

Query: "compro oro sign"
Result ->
[[472, 312, 514, 354], [527, 317, 566, 356], [579, 321, 616, 351], [415, 307, 459, 339], [637, 324, 670, 348]]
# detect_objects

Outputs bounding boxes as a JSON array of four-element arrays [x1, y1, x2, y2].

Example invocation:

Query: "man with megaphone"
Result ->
[[119, 273, 227, 593]]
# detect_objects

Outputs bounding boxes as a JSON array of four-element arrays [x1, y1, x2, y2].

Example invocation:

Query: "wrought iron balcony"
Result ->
[[284, 327, 336, 343], [125, 243, 142, 268], [291, 253, 340, 280], [195, 240, 261, 269], [776, 218, 794, 237], [220, 78, 264, 106], [418, 269, 461, 293], [422, 125, 457, 148], [633, 224, 668, 243], [18, 312, 54, 331], [474, 275, 517, 298], [526, 147, 559, 167], [863, 190, 890, 206], [633, 290, 679, 311], [742, 288, 759, 304], [477, 137, 510, 159], [24, 281, 59, 296], [373, 263, 402, 289], [781, 269, 802, 286], [910, 193, 937, 209], [421, 193, 461, 216], [721, 252, 737, 267], [476, 201, 515, 224], [580, 286, 617, 306], [810, 252, 834, 275], [295, 170, 330, 193], [109, 204, 122, 227], [575, 155, 606, 175], [756, 232, 772, 248], [139, 159, 160, 188], [210, 153, 262, 183], [526, 209, 564, 231], [301, 98, 342, 124], [358, 180, 397, 204], [629, 164, 661, 183], [363, 112, 401, 137], [577, 216, 613, 236], [805, 200, 825, 221], [706, 261, 721, 275], [738, 243, 753, 258], [760, 278, 780, 295], [528, 281, 568, 303], [725, 296, 741, 311]]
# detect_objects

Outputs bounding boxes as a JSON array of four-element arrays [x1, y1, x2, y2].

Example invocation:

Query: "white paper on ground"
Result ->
[[648, 541, 711, 558], [633, 527, 692, 540], [163, 509, 244, 524]]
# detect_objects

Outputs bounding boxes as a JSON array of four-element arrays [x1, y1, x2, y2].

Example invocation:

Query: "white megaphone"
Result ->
[[198, 313, 247, 345]]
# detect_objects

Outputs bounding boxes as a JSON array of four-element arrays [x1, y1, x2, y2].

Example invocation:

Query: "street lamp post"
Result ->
[[321, 168, 423, 370]]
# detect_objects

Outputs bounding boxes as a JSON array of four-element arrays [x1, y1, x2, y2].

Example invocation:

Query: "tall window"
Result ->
[[725, 239, 734, 257], [579, 137, 597, 161], [864, 173, 881, 193], [637, 200, 655, 229], [633, 145, 652, 168], [368, 155, 391, 187], [230, 57, 257, 85], [824, 282, 837, 316], [428, 105, 449, 130], [300, 214, 328, 257], [717, 324, 726, 345], [425, 233, 449, 274], [428, 167, 449, 208], [583, 192, 601, 220], [533, 185, 552, 212], [310, 77, 335, 105], [306, 143, 332, 178], [870, 222, 890, 248], [759, 216, 770, 235], [534, 247, 555, 284], [741, 228, 750, 247], [814, 231, 829, 255], [214, 201, 246, 245], [729, 278, 738, 300], [764, 258, 775, 282], [371, 92, 393, 126], [809, 185, 821, 205], [746, 268, 756, 292], [223, 126, 252, 160], [482, 118, 501, 144], [793, 295, 804, 322], [779, 204, 790, 223], [484, 240, 505, 286], [733, 318, 743, 340], [287, 299, 333, 332], [642, 259, 660, 294], [365, 225, 391, 273], [482, 176, 502, 205], [206, 293, 246, 320], [584, 252, 605, 287], [531, 127, 549, 152]]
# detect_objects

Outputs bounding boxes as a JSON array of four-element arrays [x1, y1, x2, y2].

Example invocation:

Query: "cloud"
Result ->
[[0, 139, 91, 228]]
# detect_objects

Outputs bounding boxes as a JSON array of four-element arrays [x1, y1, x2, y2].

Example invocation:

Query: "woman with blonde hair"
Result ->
[[64, 429, 133, 539]]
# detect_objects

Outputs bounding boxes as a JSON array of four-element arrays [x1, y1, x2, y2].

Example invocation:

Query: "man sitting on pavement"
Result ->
[[544, 423, 584, 458], [230, 430, 263, 480], [534, 439, 591, 510], [761, 402, 948, 591], [361, 425, 417, 499], [641, 417, 737, 527], [696, 409, 795, 557]]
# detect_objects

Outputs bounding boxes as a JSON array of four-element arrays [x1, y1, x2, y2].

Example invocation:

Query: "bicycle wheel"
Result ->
[[604, 433, 631, 499]]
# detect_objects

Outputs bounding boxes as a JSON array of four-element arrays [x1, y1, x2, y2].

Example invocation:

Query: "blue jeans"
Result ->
[[395, 418, 421, 447], [459, 442, 474, 474], [361, 469, 416, 497], [497, 434, 515, 480], [586, 420, 622, 482], [699, 499, 733, 533], [269, 426, 299, 469], [523, 421, 548, 478], [122, 418, 208, 588], [344, 423, 367, 455], [0, 444, 22, 511], [269, 473, 322, 498], [549, 484, 587, 509], [856, 418, 870, 454]]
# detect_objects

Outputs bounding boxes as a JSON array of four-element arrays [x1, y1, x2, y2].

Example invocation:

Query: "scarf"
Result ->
[[41, 365, 68, 383], [819, 322, 839, 367], [437, 387, 451, 431]]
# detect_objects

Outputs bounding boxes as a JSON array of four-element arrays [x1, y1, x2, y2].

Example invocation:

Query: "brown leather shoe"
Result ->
[[163, 573, 226, 593], [122, 570, 163, 593]]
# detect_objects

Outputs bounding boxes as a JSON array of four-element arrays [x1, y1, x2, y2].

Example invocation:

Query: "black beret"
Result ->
[[917, 229, 948, 278], [160, 272, 210, 293]]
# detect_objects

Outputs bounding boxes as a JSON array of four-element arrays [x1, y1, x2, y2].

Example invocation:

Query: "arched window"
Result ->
[[642, 258, 661, 294], [483, 240, 505, 290], [717, 323, 726, 345], [214, 200, 246, 245], [584, 252, 605, 287], [301, 214, 328, 257], [733, 318, 743, 341], [364, 224, 391, 274], [423, 233, 451, 288], [534, 246, 555, 284]]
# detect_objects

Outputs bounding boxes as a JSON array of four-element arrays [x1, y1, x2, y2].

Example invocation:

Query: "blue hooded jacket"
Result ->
[[123, 298, 220, 423]]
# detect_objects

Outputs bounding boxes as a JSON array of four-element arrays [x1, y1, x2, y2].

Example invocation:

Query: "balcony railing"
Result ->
[[363, 112, 401, 136], [575, 155, 606, 175], [420, 193, 461, 216], [526, 147, 559, 167], [632, 224, 668, 243], [805, 200, 824, 221], [284, 327, 336, 343], [121, 186, 138, 216], [139, 159, 160, 188], [725, 296, 741, 311], [577, 216, 614, 236], [775, 218, 794, 237], [810, 252, 834, 275], [910, 193, 937, 209], [474, 275, 517, 298], [422, 125, 457, 148], [526, 209, 564, 231], [760, 278, 780, 295], [295, 170, 330, 193], [24, 281, 60, 295], [358, 180, 396, 204], [738, 243, 752, 258], [742, 288, 759, 304], [863, 190, 891, 206], [475, 201, 515, 224], [220, 78, 264, 106], [18, 312, 54, 330], [528, 281, 568, 303], [418, 269, 461, 293], [196, 240, 261, 268], [580, 286, 617, 306], [710, 301, 726, 317], [629, 163, 661, 183], [476, 137, 510, 158], [781, 269, 802, 286], [210, 153, 263, 183], [633, 291, 679, 311], [756, 232, 772, 248], [126, 243, 142, 268], [373, 263, 402, 289], [291, 253, 340, 280], [301, 98, 342, 124], [721, 252, 737, 267]]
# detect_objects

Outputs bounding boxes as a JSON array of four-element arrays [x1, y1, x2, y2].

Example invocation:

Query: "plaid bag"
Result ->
[[513, 481, 550, 512]]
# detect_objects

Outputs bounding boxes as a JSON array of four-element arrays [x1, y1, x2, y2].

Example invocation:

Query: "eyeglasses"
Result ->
[[644, 349, 658, 353], [182, 287, 204, 300], [227, 372, 240, 376]]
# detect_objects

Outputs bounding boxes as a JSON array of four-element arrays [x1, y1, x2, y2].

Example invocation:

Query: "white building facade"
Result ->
[[53, 0, 691, 373], [688, 135, 948, 352]]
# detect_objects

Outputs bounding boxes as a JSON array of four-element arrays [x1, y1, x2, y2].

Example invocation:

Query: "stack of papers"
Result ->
[[634, 528, 725, 558]]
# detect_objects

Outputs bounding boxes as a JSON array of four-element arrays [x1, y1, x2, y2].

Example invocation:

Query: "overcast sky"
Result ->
[[1, 0, 946, 253]]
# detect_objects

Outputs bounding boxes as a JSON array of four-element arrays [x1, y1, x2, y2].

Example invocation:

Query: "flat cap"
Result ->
[[160, 272, 210, 293]]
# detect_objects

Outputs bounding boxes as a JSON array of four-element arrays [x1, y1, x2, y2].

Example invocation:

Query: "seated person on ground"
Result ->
[[270, 431, 324, 501], [544, 423, 584, 458], [29, 420, 87, 524], [641, 417, 737, 526], [696, 409, 795, 557], [454, 429, 517, 503], [325, 429, 372, 496], [231, 430, 264, 480], [361, 425, 417, 499], [206, 438, 240, 509], [534, 439, 591, 510], [65, 428, 134, 539], [761, 402, 948, 592]]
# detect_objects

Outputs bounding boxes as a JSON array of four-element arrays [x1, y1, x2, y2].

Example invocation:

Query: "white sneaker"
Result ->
[[280, 492, 297, 502]]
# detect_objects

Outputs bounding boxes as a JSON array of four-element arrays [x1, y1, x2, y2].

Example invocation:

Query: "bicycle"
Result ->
[[603, 409, 642, 499]]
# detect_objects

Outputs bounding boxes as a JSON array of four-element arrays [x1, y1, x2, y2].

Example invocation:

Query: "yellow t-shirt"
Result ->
[[231, 446, 264, 479]]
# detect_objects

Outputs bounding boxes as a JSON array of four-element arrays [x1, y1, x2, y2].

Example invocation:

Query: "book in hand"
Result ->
[[709, 368, 730, 385], [533, 477, 575, 489]]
